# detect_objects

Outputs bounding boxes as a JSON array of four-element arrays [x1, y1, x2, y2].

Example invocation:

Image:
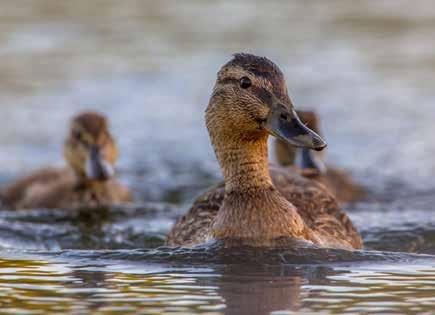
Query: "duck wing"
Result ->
[[166, 182, 225, 246], [0, 167, 68, 209], [270, 166, 362, 249]]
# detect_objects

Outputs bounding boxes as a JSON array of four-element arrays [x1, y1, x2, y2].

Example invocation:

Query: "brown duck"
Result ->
[[0, 111, 131, 210], [166, 53, 362, 249], [274, 110, 365, 204]]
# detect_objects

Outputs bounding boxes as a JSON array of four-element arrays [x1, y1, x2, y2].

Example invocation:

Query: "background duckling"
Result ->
[[274, 110, 366, 204], [0, 111, 131, 210], [167, 53, 362, 249]]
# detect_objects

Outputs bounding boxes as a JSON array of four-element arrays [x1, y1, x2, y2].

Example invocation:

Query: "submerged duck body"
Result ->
[[0, 112, 131, 210], [166, 53, 362, 249], [274, 111, 365, 204]]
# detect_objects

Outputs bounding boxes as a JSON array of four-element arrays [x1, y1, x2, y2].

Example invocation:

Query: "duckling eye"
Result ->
[[72, 130, 82, 141], [239, 76, 252, 89], [280, 113, 289, 121]]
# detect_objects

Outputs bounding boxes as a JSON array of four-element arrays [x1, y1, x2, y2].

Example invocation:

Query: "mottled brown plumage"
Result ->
[[166, 53, 362, 249], [0, 111, 131, 210], [274, 110, 366, 204]]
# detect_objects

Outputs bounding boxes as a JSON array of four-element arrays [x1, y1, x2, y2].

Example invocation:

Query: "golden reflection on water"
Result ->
[[0, 259, 225, 314], [1, 258, 435, 314], [303, 265, 435, 314]]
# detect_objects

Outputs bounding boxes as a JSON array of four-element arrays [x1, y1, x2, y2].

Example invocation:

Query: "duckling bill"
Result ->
[[166, 53, 362, 249], [0, 111, 132, 210]]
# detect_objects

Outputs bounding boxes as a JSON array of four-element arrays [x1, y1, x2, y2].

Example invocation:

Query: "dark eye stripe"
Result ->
[[251, 86, 274, 107], [219, 77, 274, 108]]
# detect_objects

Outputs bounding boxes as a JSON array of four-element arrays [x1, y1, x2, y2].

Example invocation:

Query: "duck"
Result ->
[[274, 110, 366, 204], [166, 53, 362, 249], [0, 111, 132, 210]]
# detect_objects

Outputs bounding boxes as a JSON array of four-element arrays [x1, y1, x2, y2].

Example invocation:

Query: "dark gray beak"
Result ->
[[300, 148, 327, 175], [86, 146, 114, 181], [263, 103, 327, 151]]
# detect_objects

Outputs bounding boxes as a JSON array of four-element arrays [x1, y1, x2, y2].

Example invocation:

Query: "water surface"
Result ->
[[1, 253, 435, 314]]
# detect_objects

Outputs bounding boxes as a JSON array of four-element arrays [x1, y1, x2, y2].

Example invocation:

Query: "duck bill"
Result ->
[[300, 148, 327, 175], [85, 146, 114, 181], [264, 105, 327, 151]]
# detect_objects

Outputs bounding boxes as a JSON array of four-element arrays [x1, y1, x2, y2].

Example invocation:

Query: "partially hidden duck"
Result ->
[[0, 111, 131, 210], [166, 53, 362, 249], [274, 110, 365, 204]]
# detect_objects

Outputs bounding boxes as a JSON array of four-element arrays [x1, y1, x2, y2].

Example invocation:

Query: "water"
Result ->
[[0, 253, 435, 314], [0, 0, 435, 314]]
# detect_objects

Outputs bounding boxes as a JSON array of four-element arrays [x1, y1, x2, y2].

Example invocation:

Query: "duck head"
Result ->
[[64, 111, 118, 182], [206, 53, 327, 150]]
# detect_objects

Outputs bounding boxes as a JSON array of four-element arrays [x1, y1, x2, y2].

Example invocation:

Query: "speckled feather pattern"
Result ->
[[166, 166, 362, 249]]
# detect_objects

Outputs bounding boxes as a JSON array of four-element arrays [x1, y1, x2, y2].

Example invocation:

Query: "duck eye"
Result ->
[[239, 76, 252, 89]]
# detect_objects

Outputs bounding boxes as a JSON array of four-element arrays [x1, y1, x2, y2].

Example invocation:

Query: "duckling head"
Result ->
[[64, 111, 118, 182], [206, 53, 327, 150], [275, 110, 327, 176]]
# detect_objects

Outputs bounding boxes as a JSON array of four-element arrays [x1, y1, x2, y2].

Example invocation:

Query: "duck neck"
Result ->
[[210, 131, 309, 244], [212, 133, 273, 193]]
